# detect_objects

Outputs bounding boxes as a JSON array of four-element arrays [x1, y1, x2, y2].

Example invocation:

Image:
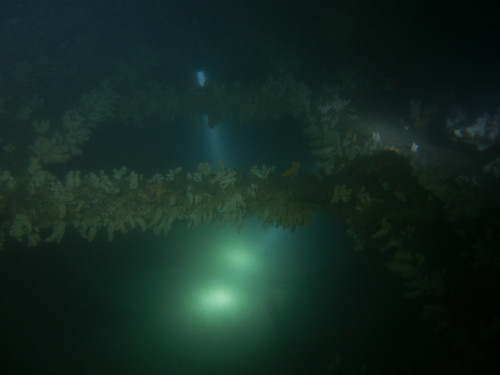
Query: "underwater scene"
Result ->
[[1, 1, 499, 374]]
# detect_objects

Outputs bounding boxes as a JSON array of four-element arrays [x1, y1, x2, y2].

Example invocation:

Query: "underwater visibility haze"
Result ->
[[1, 1, 500, 374]]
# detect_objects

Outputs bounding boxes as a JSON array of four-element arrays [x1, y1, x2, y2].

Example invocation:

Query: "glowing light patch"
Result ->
[[224, 247, 254, 269], [192, 284, 241, 318], [203, 289, 232, 308], [196, 70, 206, 87]]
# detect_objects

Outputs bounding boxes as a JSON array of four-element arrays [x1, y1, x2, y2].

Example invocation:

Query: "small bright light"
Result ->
[[196, 70, 206, 87], [204, 288, 232, 308], [191, 284, 241, 319]]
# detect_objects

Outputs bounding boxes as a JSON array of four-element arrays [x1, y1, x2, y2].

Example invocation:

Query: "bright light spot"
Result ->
[[204, 288, 232, 308], [191, 284, 241, 319], [196, 70, 206, 87]]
